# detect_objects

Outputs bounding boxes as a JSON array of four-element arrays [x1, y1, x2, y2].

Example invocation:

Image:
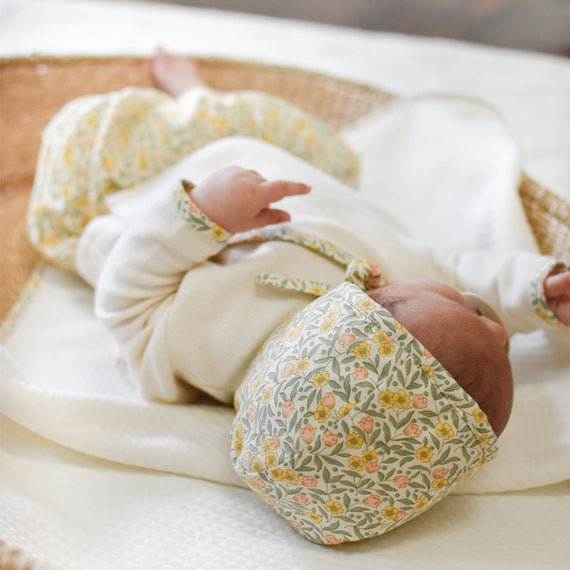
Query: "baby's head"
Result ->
[[368, 280, 513, 436], [232, 281, 509, 544]]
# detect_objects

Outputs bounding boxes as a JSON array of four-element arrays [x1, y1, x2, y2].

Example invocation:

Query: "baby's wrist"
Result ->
[[530, 260, 569, 327], [172, 180, 233, 244]]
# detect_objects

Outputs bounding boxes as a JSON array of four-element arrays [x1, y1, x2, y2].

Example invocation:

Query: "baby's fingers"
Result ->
[[544, 270, 570, 299], [259, 180, 311, 206]]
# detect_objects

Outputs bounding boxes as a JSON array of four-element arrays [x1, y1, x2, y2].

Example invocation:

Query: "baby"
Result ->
[[28, 51, 570, 544]]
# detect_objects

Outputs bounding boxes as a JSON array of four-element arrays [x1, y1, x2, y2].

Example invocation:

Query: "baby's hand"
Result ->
[[544, 269, 570, 325], [190, 166, 311, 233]]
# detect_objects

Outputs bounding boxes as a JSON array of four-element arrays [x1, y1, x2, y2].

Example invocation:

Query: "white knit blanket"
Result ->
[[4, 96, 570, 494]]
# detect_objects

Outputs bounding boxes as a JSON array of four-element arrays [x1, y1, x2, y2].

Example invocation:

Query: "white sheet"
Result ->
[[1, 1, 569, 568]]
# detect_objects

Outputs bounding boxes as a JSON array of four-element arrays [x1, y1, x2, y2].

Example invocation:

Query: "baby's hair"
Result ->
[[368, 288, 409, 317], [369, 286, 513, 435]]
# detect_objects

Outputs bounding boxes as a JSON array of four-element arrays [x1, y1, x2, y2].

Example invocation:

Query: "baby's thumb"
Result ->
[[251, 208, 291, 229]]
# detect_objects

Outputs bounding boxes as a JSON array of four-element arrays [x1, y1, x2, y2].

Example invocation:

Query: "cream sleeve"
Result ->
[[94, 182, 233, 403], [434, 250, 569, 336]]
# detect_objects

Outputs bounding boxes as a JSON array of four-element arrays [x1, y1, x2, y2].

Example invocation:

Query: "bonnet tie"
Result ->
[[227, 227, 383, 297]]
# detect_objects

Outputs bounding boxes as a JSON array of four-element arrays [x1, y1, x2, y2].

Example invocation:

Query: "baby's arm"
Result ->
[[95, 166, 310, 403], [434, 250, 570, 335]]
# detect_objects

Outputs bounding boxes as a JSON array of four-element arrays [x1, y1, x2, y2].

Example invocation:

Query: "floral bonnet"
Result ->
[[231, 281, 498, 545]]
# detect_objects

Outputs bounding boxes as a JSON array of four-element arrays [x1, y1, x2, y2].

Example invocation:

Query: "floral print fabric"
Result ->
[[231, 282, 498, 544], [28, 87, 359, 270]]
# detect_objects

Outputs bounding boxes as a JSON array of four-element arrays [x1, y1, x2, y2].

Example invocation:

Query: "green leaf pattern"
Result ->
[[231, 282, 498, 544]]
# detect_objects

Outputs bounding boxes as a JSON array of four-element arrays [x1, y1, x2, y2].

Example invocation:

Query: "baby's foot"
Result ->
[[152, 47, 206, 97]]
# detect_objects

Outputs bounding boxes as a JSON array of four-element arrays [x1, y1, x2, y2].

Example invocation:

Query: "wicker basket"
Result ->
[[1, 56, 569, 322]]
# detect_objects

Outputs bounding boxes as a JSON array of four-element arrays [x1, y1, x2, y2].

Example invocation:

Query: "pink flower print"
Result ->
[[365, 461, 381, 474], [351, 366, 369, 381], [300, 424, 317, 444], [301, 475, 318, 488], [248, 405, 256, 422], [268, 435, 280, 450], [254, 476, 266, 489], [281, 362, 295, 377], [242, 451, 251, 466], [322, 430, 338, 447], [338, 333, 356, 347], [403, 423, 422, 438], [393, 475, 410, 489], [394, 510, 408, 522], [282, 400, 295, 418], [320, 392, 336, 409], [293, 494, 311, 506], [362, 494, 383, 508], [433, 467, 450, 480], [413, 394, 428, 409], [325, 535, 342, 545], [358, 415, 374, 434]]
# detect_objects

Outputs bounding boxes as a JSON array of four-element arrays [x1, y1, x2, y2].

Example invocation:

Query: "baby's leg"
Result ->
[[152, 47, 207, 97]]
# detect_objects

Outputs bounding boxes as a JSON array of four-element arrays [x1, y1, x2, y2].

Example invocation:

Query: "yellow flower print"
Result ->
[[102, 154, 117, 172], [353, 342, 371, 359], [138, 149, 149, 172], [74, 195, 89, 210], [269, 467, 286, 481], [324, 500, 344, 516], [373, 330, 390, 344], [478, 435, 490, 446], [64, 145, 74, 167], [312, 370, 330, 388], [421, 364, 435, 378], [303, 131, 317, 147], [320, 317, 334, 333], [382, 505, 399, 520], [394, 321, 408, 332], [435, 422, 454, 441], [338, 401, 359, 418], [362, 449, 378, 463], [310, 285, 326, 297], [265, 452, 278, 467], [211, 115, 230, 134], [283, 470, 300, 485], [348, 456, 364, 471], [433, 478, 449, 491], [251, 457, 263, 473], [307, 512, 322, 524], [294, 356, 310, 374], [233, 425, 243, 455], [473, 408, 487, 423], [357, 297, 376, 312], [378, 390, 395, 408], [251, 376, 262, 393], [261, 387, 273, 404], [211, 225, 227, 241], [378, 342, 396, 357], [313, 404, 331, 423], [393, 389, 411, 409], [414, 498, 430, 512], [415, 446, 434, 463], [345, 432, 364, 449]]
